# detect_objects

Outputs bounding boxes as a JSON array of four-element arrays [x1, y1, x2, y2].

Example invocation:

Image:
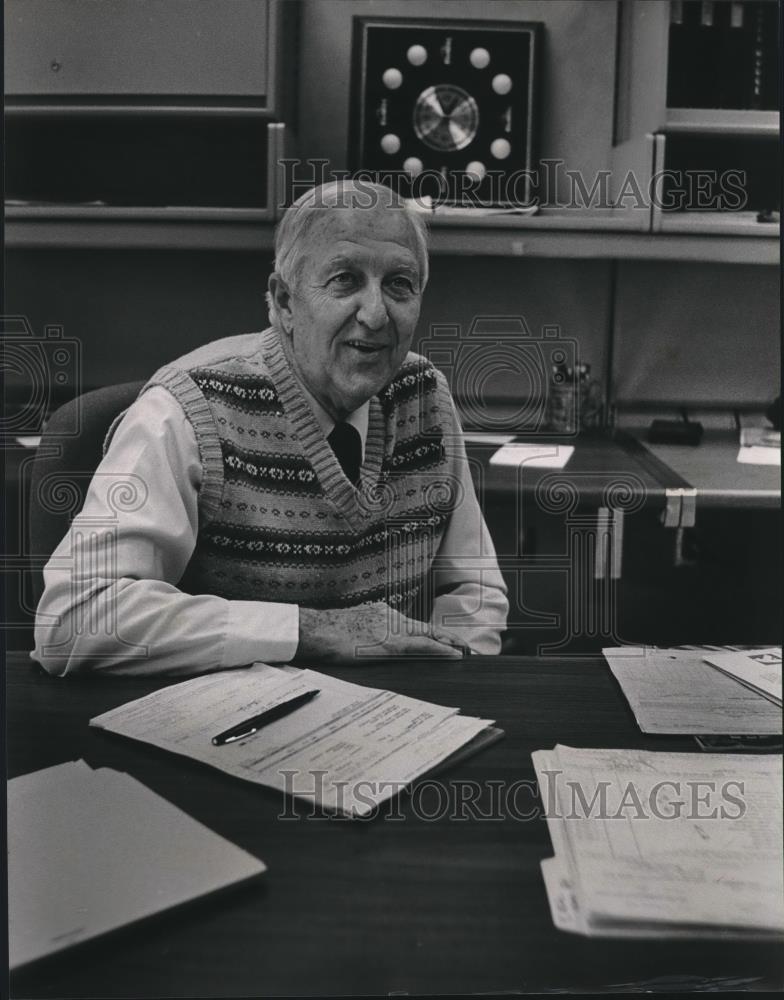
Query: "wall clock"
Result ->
[[349, 17, 541, 206]]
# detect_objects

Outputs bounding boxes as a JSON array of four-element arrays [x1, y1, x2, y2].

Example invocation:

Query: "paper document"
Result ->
[[462, 432, 517, 446], [490, 442, 574, 469], [533, 745, 784, 939], [737, 427, 780, 465], [8, 761, 266, 969], [433, 204, 539, 217], [703, 647, 782, 706], [90, 664, 500, 817], [403, 196, 538, 218], [603, 646, 782, 734]]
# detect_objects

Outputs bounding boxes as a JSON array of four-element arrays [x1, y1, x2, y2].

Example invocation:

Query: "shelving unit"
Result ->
[[4, 0, 297, 224], [656, 0, 779, 237], [4, 0, 294, 113], [3, 0, 779, 262], [6, 204, 778, 263]]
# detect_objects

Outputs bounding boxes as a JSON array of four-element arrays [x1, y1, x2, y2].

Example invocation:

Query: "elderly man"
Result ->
[[33, 182, 508, 675]]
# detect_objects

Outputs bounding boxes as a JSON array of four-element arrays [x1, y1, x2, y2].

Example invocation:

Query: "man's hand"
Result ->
[[297, 603, 466, 661]]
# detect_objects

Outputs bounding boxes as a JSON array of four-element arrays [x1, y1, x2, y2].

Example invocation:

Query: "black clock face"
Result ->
[[350, 18, 540, 206]]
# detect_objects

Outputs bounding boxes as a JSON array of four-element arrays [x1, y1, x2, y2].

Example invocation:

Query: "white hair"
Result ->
[[266, 180, 430, 326]]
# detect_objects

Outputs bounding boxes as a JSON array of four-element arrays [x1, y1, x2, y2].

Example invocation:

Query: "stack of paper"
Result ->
[[90, 664, 502, 818], [703, 647, 782, 707], [461, 432, 517, 446], [603, 646, 782, 734], [533, 745, 784, 939], [8, 761, 266, 969], [489, 442, 574, 469], [737, 427, 780, 465]]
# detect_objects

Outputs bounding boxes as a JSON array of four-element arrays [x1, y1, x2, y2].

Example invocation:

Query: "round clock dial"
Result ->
[[351, 19, 539, 205], [413, 84, 479, 152]]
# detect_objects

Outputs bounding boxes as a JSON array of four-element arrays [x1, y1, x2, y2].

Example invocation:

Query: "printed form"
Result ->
[[533, 745, 784, 938], [703, 648, 782, 706], [603, 647, 782, 734], [91, 664, 496, 817]]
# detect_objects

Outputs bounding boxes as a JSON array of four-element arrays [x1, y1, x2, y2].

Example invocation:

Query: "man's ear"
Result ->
[[268, 273, 293, 334]]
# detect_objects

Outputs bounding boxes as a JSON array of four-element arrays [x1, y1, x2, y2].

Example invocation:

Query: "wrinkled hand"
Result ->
[[297, 603, 466, 661]]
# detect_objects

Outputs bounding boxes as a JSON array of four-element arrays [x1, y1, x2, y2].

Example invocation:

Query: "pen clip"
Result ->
[[211, 688, 320, 746], [215, 727, 257, 745]]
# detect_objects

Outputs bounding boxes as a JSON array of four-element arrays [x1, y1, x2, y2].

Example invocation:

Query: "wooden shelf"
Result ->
[[5, 204, 779, 263], [426, 208, 649, 233], [665, 108, 780, 136], [4, 209, 276, 251], [655, 210, 780, 238], [4, 100, 276, 118], [5, 205, 272, 222], [428, 225, 779, 262]]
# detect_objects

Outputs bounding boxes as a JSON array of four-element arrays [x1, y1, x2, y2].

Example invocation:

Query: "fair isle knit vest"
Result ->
[[143, 328, 462, 618]]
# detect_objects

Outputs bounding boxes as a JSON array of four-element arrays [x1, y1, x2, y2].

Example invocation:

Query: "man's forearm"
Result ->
[[33, 574, 299, 676]]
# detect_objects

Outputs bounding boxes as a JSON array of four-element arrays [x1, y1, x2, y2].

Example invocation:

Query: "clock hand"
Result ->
[[448, 121, 471, 146], [419, 117, 445, 138], [452, 97, 476, 123], [420, 91, 446, 118]]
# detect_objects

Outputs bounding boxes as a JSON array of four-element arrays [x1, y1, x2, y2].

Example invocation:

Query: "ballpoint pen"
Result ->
[[212, 689, 320, 746]]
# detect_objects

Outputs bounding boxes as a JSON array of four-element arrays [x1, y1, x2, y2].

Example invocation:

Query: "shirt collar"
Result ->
[[297, 381, 370, 455]]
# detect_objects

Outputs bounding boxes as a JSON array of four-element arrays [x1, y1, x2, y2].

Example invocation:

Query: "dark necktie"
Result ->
[[328, 421, 362, 485]]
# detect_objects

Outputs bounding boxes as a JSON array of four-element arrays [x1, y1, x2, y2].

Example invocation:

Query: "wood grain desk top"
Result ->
[[7, 653, 783, 997]]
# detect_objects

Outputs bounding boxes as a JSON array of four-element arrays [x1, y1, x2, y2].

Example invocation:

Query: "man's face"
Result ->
[[277, 205, 423, 419]]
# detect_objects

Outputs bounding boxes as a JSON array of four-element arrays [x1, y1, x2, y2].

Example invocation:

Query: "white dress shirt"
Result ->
[[33, 385, 508, 675]]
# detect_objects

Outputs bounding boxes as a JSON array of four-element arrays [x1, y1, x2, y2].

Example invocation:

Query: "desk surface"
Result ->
[[466, 431, 667, 509], [467, 430, 780, 511], [628, 430, 781, 509], [7, 653, 783, 997]]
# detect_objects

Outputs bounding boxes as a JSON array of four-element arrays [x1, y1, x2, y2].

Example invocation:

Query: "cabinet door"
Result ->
[[5, 0, 270, 100]]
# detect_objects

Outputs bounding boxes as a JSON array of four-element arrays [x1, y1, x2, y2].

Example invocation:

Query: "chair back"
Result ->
[[28, 381, 145, 604]]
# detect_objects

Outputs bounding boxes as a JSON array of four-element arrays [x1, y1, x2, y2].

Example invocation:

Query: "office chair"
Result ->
[[28, 381, 145, 605]]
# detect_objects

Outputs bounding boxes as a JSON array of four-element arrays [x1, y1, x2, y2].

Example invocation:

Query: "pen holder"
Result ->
[[545, 369, 578, 434], [545, 363, 601, 434]]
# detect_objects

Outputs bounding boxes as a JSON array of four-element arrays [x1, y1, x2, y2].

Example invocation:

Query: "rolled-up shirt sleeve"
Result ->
[[429, 404, 509, 655], [32, 386, 299, 676]]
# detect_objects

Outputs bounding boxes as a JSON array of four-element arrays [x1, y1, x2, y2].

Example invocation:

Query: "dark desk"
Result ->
[[467, 428, 781, 512], [466, 431, 667, 510], [464, 431, 781, 650], [637, 430, 781, 510], [7, 653, 783, 997]]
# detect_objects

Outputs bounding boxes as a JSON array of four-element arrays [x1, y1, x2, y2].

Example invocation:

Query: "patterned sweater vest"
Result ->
[[143, 328, 462, 617]]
